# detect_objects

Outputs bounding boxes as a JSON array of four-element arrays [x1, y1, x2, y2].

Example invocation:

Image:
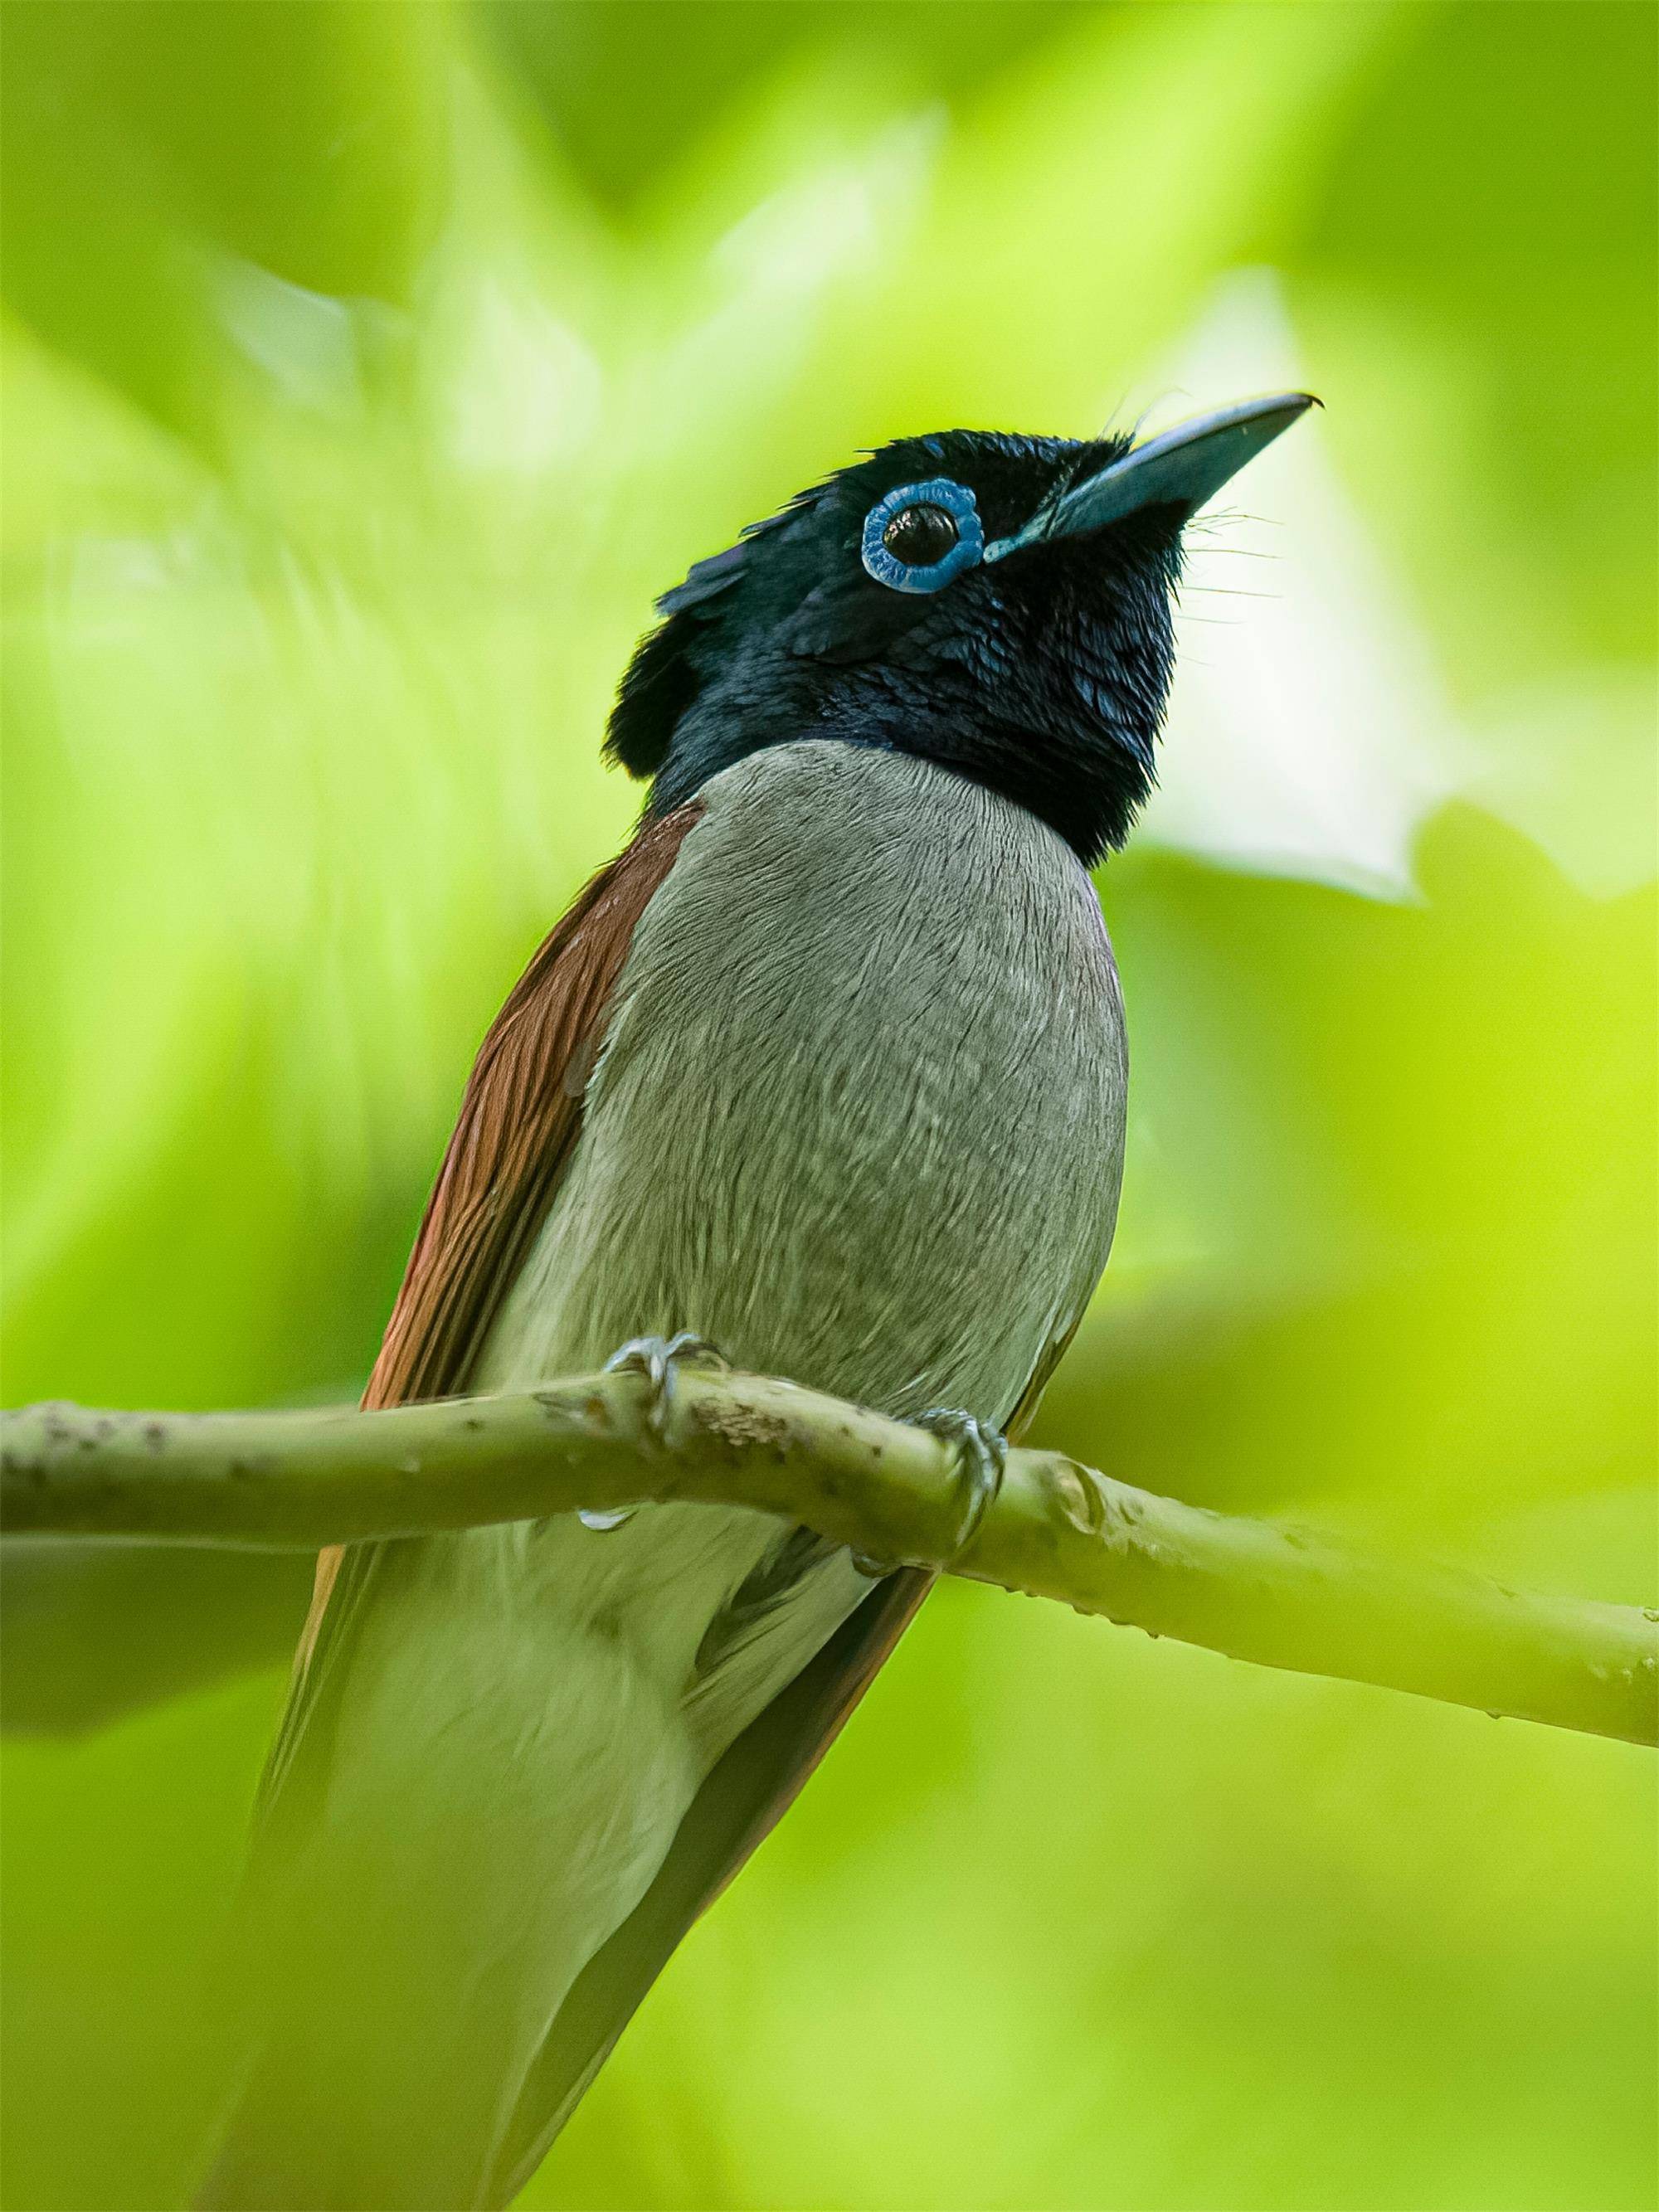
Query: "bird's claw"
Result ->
[[853, 1407, 1007, 1578], [605, 1332, 728, 1446], [917, 1407, 1007, 1558], [581, 1334, 728, 1532]]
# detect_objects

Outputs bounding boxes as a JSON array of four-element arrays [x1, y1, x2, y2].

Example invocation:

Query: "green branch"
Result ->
[[2, 1373, 1653, 1748]]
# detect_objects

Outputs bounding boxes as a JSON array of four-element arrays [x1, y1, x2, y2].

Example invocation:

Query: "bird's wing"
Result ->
[[257, 800, 705, 1825], [367, 806, 709, 1412]]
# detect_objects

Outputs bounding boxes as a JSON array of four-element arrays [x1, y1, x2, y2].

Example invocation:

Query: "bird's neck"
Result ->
[[648, 689, 1155, 868]]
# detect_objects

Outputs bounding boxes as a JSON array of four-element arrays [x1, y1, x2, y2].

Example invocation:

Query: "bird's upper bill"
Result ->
[[985, 391, 1318, 562]]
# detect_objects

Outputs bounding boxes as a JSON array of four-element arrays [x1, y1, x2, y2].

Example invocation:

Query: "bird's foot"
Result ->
[[919, 1407, 1008, 1558], [580, 1334, 729, 1531], [852, 1407, 1007, 1578], [606, 1332, 730, 1443]]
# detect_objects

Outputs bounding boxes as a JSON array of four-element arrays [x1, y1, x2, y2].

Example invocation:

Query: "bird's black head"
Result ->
[[607, 395, 1315, 866]]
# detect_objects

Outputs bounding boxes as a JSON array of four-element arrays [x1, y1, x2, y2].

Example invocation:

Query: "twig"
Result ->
[[2, 1375, 1652, 1747]]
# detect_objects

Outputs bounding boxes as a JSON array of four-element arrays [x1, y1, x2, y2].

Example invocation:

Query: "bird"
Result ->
[[198, 391, 1315, 2211]]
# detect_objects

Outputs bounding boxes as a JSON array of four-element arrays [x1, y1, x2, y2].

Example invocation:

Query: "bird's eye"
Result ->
[[861, 478, 985, 594], [883, 503, 959, 566]]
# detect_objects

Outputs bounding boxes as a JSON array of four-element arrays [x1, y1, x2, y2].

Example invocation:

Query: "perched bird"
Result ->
[[201, 394, 1314, 2210]]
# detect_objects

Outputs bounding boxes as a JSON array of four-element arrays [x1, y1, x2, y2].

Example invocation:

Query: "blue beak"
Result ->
[[983, 391, 1318, 562]]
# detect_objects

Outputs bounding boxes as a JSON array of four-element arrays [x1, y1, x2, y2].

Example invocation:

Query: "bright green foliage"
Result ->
[[2, 5, 1653, 2209]]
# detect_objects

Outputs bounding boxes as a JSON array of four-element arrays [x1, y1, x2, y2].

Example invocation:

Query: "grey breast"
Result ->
[[477, 737, 1128, 1430]]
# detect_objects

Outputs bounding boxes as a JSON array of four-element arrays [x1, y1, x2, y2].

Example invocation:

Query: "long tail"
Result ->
[[196, 1522, 927, 2211], [484, 1564, 929, 2207]]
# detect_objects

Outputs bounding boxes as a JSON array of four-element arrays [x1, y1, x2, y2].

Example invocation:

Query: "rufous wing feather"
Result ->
[[260, 802, 704, 1811]]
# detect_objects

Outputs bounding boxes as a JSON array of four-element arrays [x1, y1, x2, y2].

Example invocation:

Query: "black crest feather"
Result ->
[[604, 517, 791, 777]]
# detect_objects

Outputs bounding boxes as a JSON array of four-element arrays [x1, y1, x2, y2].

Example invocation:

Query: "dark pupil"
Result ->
[[882, 502, 959, 568]]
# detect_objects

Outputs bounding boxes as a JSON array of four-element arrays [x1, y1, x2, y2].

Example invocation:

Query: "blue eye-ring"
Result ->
[[860, 477, 985, 595]]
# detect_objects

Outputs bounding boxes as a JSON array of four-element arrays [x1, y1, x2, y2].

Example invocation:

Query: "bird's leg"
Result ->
[[579, 1333, 730, 1530], [852, 1407, 1008, 1578]]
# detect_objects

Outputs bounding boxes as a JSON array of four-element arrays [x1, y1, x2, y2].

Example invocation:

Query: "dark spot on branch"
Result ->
[[228, 1451, 278, 1479]]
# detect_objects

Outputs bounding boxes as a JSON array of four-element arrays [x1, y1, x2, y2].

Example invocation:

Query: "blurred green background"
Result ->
[[2, 2, 1655, 2207]]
